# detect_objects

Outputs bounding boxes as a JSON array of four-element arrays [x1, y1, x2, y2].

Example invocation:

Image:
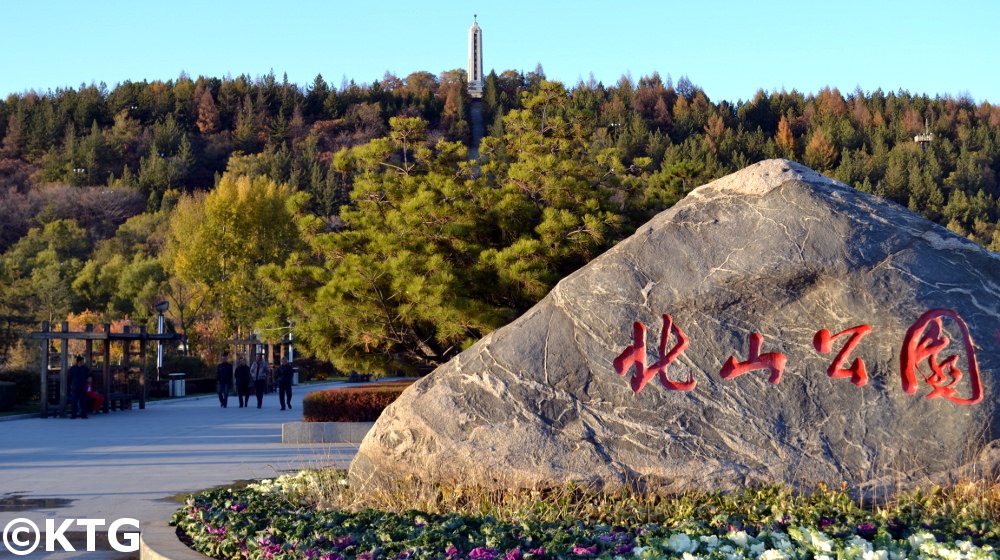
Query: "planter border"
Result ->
[[140, 521, 210, 560], [281, 421, 375, 443]]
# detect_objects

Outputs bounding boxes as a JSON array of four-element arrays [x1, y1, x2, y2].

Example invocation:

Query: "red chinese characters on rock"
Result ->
[[613, 314, 694, 393], [900, 309, 983, 405], [813, 325, 873, 386], [614, 308, 984, 405], [719, 333, 786, 384]]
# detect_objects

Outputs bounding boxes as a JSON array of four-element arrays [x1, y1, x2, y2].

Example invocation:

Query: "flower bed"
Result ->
[[173, 471, 1000, 560], [302, 380, 415, 422]]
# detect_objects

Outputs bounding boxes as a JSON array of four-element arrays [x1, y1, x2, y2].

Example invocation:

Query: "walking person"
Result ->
[[234, 357, 252, 408], [68, 356, 90, 419], [216, 351, 234, 408], [277, 357, 294, 410], [250, 354, 270, 408]]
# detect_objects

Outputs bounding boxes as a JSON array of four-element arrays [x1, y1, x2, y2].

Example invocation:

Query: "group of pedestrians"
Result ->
[[215, 352, 295, 409]]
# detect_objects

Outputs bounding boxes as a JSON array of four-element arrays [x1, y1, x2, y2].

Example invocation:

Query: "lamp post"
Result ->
[[153, 301, 169, 382]]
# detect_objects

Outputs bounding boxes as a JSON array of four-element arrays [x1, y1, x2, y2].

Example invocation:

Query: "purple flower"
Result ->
[[819, 518, 833, 529], [228, 503, 247, 512], [469, 547, 499, 559], [395, 551, 413, 560], [571, 545, 598, 556], [333, 535, 357, 550], [445, 546, 460, 556], [505, 547, 523, 560], [599, 534, 615, 542], [856, 522, 877, 539], [357, 554, 375, 560], [206, 525, 225, 535], [261, 543, 283, 559], [614, 544, 634, 555], [319, 554, 344, 560], [303, 549, 319, 559], [528, 548, 546, 556]]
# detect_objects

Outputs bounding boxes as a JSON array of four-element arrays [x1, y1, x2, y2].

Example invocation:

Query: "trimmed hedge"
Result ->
[[303, 380, 416, 422], [0, 368, 39, 403], [0, 381, 15, 411]]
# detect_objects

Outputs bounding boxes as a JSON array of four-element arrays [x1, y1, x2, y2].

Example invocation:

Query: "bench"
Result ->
[[107, 393, 134, 411]]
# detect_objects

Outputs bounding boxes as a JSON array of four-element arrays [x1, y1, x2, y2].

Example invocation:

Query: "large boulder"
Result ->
[[349, 159, 1000, 495]]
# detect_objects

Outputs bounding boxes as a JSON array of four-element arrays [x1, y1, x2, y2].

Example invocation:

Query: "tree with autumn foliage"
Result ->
[[165, 173, 305, 336]]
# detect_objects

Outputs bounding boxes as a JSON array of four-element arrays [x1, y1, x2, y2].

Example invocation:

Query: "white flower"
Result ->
[[631, 545, 650, 557], [759, 550, 789, 560], [667, 533, 695, 553], [727, 531, 750, 548], [749, 542, 766, 555], [793, 527, 833, 552], [846, 536, 873, 553], [816, 555, 834, 560], [861, 550, 887, 560], [681, 553, 703, 560], [700, 535, 720, 548], [770, 533, 792, 550], [907, 531, 936, 549]]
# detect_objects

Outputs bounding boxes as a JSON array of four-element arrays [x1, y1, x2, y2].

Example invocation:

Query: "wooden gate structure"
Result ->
[[30, 321, 180, 417]]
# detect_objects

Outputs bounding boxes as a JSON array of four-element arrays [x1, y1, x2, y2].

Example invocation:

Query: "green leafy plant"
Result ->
[[172, 471, 1000, 560]]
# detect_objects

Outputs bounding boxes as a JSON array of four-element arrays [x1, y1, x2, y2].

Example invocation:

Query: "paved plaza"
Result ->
[[0, 381, 364, 558]]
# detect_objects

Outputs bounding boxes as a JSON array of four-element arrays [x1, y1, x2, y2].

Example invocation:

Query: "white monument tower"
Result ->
[[467, 15, 484, 99]]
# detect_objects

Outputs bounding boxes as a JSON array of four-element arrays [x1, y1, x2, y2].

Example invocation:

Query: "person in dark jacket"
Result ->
[[276, 357, 294, 410], [234, 357, 252, 408], [216, 351, 234, 408], [68, 356, 90, 419], [249, 354, 270, 408]]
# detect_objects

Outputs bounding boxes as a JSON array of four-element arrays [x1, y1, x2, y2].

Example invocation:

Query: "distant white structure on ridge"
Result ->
[[468, 15, 484, 99]]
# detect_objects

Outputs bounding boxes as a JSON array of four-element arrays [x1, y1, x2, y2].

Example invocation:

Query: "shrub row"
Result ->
[[302, 380, 415, 422], [0, 368, 39, 403], [0, 381, 15, 411]]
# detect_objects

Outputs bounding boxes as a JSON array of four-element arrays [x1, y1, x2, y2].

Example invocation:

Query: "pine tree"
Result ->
[[804, 127, 837, 171], [195, 86, 221, 134], [775, 115, 795, 158]]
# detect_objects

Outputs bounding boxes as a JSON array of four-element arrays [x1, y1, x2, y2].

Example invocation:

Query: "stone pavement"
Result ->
[[0, 381, 366, 559]]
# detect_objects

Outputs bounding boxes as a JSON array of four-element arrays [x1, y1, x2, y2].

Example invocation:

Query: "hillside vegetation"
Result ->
[[1, 69, 997, 374]]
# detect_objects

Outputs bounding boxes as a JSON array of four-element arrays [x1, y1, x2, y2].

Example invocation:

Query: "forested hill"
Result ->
[[1, 69, 998, 374]]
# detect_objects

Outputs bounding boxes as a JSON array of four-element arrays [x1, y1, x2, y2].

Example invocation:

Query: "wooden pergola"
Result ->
[[30, 321, 181, 417], [226, 332, 294, 365]]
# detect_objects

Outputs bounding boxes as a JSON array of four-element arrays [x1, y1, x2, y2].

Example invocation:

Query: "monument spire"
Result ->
[[467, 16, 483, 99]]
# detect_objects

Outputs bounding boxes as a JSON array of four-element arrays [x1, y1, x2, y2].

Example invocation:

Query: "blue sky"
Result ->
[[3, 0, 998, 104]]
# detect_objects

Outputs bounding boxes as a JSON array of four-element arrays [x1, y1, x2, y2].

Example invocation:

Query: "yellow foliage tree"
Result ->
[[803, 127, 838, 171], [166, 174, 304, 334], [775, 115, 796, 158]]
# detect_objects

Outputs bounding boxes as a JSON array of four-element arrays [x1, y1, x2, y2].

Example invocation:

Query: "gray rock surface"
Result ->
[[349, 159, 1000, 495]]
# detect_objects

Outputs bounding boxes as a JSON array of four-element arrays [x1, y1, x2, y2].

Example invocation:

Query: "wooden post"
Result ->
[[139, 326, 147, 409], [102, 324, 112, 414], [59, 321, 70, 417], [39, 322, 49, 417], [122, 325, 131, 404]]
